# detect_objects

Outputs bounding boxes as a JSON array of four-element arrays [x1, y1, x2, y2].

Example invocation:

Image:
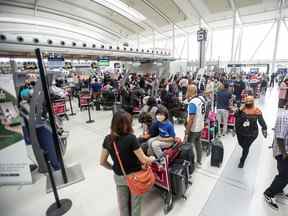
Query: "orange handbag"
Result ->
[[113, 141, 155, 196]]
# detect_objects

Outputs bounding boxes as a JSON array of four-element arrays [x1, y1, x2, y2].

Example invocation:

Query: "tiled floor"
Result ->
[[0, 87, 287, 216]]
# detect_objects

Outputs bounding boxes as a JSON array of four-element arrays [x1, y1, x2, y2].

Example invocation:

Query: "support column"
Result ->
[[187, 33, 190, 61], [153, 31, 155, 57], [231, 10, 236, 62], [271, 17, 281, 74], [209, 30, 213, 61], [237, 28, 243, 63], [137, 34, 140, 50], [172, 24, 175, 57]]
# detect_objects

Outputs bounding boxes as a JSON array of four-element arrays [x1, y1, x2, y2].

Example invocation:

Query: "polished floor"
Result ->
[[0, 87, 287, 216]]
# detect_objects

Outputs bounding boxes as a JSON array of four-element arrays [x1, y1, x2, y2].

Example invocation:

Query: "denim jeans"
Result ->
[[114, 174, 142, 216]]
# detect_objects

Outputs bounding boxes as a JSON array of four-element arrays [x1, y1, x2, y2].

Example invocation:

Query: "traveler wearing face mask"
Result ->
[[235, 96, 267, 168], [147, 106, 176, 159]]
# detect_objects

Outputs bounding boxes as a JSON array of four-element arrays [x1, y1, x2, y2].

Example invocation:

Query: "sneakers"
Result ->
[[238, 161, 244, 168], [264, 193, 279, 211]]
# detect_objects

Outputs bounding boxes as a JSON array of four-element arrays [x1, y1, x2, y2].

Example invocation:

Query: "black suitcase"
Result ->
[[210, 138, 224, 167], [170, 159, 190, 199], [178, 144, 195, 176]]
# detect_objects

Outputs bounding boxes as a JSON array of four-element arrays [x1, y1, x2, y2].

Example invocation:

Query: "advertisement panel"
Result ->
[[0, 74, 32, 184]]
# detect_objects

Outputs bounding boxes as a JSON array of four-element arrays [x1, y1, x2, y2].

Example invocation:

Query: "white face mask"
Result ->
[[156, 115, 166, 122]]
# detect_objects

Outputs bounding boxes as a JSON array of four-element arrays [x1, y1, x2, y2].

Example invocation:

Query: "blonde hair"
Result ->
[[186, 84, 197, 100]]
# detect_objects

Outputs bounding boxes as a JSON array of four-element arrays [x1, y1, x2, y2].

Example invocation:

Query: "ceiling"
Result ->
[[0, 0, 286, 53]]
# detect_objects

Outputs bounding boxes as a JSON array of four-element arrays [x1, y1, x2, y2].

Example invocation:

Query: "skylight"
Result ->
[[92, 0, 146, 23]]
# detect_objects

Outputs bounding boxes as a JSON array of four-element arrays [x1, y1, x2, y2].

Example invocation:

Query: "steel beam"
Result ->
[[249, 21, 276, 61]]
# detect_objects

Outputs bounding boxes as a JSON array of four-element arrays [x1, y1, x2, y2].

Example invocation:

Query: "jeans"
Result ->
[[217, 109, 229, 135], [188, 132, 202, 164], [147, 136, 173, 158], [265, 156, 288, 198], [114, 174, 142, 216], [236, 134, 257, 164]]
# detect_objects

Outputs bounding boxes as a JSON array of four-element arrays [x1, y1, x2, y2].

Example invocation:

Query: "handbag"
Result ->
[[113, 141, 155, 196]]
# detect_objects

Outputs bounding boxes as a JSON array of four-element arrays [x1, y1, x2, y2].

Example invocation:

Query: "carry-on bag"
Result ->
[[170, 159, 190, 198], [210, 138, 224, 167], [178, 144, 195, 175]]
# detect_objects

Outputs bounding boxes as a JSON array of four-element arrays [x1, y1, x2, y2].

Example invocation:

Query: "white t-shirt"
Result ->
[[187, 97, 205, 132]]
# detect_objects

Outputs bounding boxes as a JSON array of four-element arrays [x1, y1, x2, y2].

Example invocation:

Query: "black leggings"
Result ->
[[236, 134, 257, 163]]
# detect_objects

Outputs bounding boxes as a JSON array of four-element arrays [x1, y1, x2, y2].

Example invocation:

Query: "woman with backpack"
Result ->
[[235, 96, 267, 168]]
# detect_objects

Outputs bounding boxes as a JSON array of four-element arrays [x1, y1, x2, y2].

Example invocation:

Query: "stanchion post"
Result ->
[[35, 48, 68, 183], [43, 151, 72, 216], [69, 95, 76, 116], [86, 98, 95, 124]]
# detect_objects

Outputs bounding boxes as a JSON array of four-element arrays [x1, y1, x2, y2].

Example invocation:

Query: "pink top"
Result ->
[[279, 82, 288, 99]]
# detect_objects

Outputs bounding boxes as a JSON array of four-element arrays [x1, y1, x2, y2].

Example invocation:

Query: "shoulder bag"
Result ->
[[112, 141, 155, 196]]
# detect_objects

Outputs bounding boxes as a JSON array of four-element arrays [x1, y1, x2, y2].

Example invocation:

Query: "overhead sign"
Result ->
[[98, 56, 110, 67], [63, 62, 72, 70], [197, 29, 207, 42], [228, 64, 269, 68], [91, 62, 98, 69], [47, 53, 65, 69], [23, 62, 37, 70]]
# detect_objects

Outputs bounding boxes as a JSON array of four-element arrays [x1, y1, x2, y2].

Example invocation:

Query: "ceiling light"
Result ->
[[92, 0, 146, 23]]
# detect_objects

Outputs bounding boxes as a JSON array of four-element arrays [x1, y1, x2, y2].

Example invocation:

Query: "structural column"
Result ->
[[187, 33, 190, 61], [172, 24, 175, 57], [209, 30, 213, 61], [137, 34, 140, 50], [230, 10, 236, 62], [153, 31, 155, 57], [271, 17, 281, 74]]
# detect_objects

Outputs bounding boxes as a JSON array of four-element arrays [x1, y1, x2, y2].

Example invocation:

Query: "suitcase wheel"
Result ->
[[163, 192, 173, 215]]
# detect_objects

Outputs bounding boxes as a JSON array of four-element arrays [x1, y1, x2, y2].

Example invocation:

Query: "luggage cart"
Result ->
[[52, 99, 69, 120], [79, 93, 92, 111], [150, 139, 189, 214], [227, 111, 236, 136]]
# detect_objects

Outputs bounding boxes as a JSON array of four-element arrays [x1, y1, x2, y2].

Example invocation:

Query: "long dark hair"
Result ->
[[110, 111, 133, 141]]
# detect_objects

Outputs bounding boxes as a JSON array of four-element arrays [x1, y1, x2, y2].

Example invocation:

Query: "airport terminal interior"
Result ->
[[0, 0, 288, 216]]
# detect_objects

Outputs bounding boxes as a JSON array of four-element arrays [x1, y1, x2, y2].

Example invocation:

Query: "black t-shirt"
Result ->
[[102, 134, 142, 176]]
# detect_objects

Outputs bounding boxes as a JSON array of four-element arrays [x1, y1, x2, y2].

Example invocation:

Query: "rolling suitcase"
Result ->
[[178, 144, 195, 176], [170, 159, 190, 199], [210, 138, 224, 167]]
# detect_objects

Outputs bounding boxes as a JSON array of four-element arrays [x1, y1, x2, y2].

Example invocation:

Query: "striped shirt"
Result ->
[[273, 109, 288, 157]]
